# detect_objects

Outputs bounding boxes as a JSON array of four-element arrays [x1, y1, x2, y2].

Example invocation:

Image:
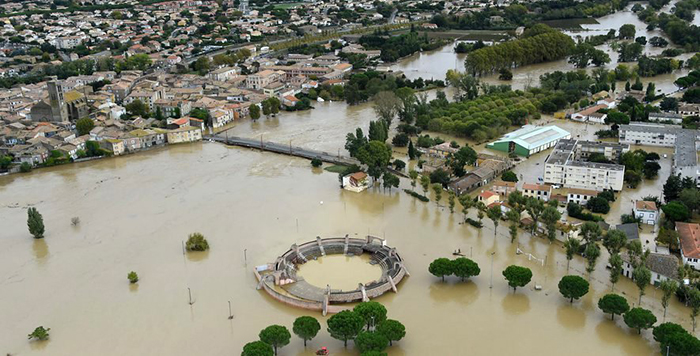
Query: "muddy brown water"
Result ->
[[0, 123, 694, 355], [2, 17, 698, 354]]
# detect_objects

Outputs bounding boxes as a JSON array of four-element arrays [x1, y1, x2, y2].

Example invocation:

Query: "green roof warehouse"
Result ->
[[486, 125, 571, 157]]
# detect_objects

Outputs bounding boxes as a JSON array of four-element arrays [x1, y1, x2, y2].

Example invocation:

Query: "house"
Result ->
[[649, 112, 683, 125], [166, 126, 202, 144], [633, 200, 659, 226], [571, 104, 608, 123], [492, 180, 516, 197], [621, 253, 679, 286], [523, 183, 552, 202], [614, 223, 639, 241], [341, 171, 369, 192], [99, 139, 125, 156], [478, 191, 500, 207], [677, 222, 700, 269], [566, 188, 599, 205], [448, 159, 509, 195]]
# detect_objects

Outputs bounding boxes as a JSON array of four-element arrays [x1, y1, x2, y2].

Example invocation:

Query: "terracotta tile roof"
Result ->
[[523, 183, 550, 191], [635, 200, 658, 211], [678, 222, 700, 259], [479, 191, 498, 199]]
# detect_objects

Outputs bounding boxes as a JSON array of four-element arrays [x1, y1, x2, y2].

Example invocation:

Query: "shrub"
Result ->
[[311, 157, 322, 167], [20, 162, 32, 172], [128, 271, 139, 283], [186, 232, 209, 251], [403, 189, 429, 202], [466, 218, 483, 228], [28, 326, 50, 341]]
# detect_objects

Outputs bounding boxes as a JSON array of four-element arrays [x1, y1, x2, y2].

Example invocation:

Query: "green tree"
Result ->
[[584, 243, 600, 276], [603, 230, 627, 255], [662, 202, 690, 222], [408, 170, 418, 191], [563, 237, 580, 271], [194, 56, 211, 75], [452, 257, 481, 281], [293, 316, 321, 347], [633, 266, 651, 305], [27, 326, 50, 341], [76, 117, 95, 136], [372, 91, 401, 125], [355, 331, 389, 353], [541, 206, 561, 243], [506, 209, 521, 243], [662, 331, 700, 356], [27, 207, 45, 239], [448, 191, 456, 213], [664, 174, 683, 202], [502, 265, 532, 293], [660, 280, 679, 322], [127, 271, 138, 283], [580, 221, 602, 243], [619, 24, 636, 39], [376, 319, 405, 346], [501, 171, 518, 182], [242, 340, 274, 356], [487, 205, 502, 238], [429, 258, 453, 281], [653, 322, 688, 344], [249, 105, 261, 121], [327, 310, 364, 347], [125, 99, 149, 117], [558, 275, 590, 303], [609, 253, 623, 291], [525, 198, 544, 236], [353, 301, 387, 330], [356, 141, 391, 177], [690, 288, 700, 332], [598, 294, 630, 320], [407, 140, 417, 160], [432, 183, 443, 206], [420, 175, 430, 195], [624, 307, 657, 334], [185, 232, 209, 251], [258, 325, 290, 356]]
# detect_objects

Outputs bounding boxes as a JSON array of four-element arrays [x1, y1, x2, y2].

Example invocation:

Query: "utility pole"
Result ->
[[244, 249, 247, 265], [188, 287, 193, 305], [228, 301, 234, 320]]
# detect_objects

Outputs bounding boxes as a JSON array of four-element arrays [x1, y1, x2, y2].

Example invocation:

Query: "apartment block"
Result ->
[[544, 139, 627, 192]]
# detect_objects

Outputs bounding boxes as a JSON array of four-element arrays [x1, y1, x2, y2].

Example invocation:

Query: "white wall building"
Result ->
[[633, 200, 659, 226], [544, 139, 627, 192]]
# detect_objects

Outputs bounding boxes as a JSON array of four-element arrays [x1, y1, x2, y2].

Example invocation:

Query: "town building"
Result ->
[[522, 183, 552, 202], [478, 191, 500, 207], [341, 171, 369, 192], [571, 104, 607, 123], [566, 188, 599, 205], [166, 126, 202, 144], [619, 123, 700, 186], [492, 180, 516, 197], [544, 139, 627, 192], [448, 159, 509, 195], [633, 200, 659, 226], [486, 125, 571, 157], [677, 222, 700, 269], [649, 112, 683, 125], [621, 253, 678, 286], [246, 70, 280, 90]]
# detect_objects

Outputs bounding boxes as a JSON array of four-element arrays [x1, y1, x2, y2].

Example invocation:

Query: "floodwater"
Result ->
[[0, 117, 695, 356], [297, 254, 382, 291], [395, 1, 693, 94], [2, 15, 699, 355]]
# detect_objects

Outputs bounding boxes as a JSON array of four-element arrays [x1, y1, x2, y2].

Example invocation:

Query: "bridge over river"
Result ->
[[209, 133, 361, 166]]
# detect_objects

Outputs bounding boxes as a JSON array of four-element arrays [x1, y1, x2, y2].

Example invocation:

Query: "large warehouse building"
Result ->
[[487, 125, 571, 157]]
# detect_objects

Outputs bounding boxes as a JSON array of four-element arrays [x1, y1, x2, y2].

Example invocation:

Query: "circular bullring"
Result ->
[[254, 235, 408, 314]]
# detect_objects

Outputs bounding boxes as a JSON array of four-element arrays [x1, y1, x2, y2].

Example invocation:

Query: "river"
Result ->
[[2, 9, 699, 355]]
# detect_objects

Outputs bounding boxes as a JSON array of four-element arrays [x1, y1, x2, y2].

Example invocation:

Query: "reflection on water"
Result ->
[[185, 250, 210, 263], [557, 303, 587, 330], [297, 254, 382, 291], [502, 292, 531, 315], [32, 239, 49, 263]]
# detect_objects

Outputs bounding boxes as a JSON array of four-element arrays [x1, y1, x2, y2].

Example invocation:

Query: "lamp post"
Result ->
[[490, 251, 496, 289]]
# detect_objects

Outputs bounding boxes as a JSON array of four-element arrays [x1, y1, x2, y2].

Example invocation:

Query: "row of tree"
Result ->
[[241, 302, 406, 355], [464, 25, 575, 75]]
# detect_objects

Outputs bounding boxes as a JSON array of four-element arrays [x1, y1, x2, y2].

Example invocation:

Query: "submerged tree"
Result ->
[[293, 316, 321, 347], [558, 275, 590, 304], [27, 207, 45, 239], [502, 265, 532, 293]]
